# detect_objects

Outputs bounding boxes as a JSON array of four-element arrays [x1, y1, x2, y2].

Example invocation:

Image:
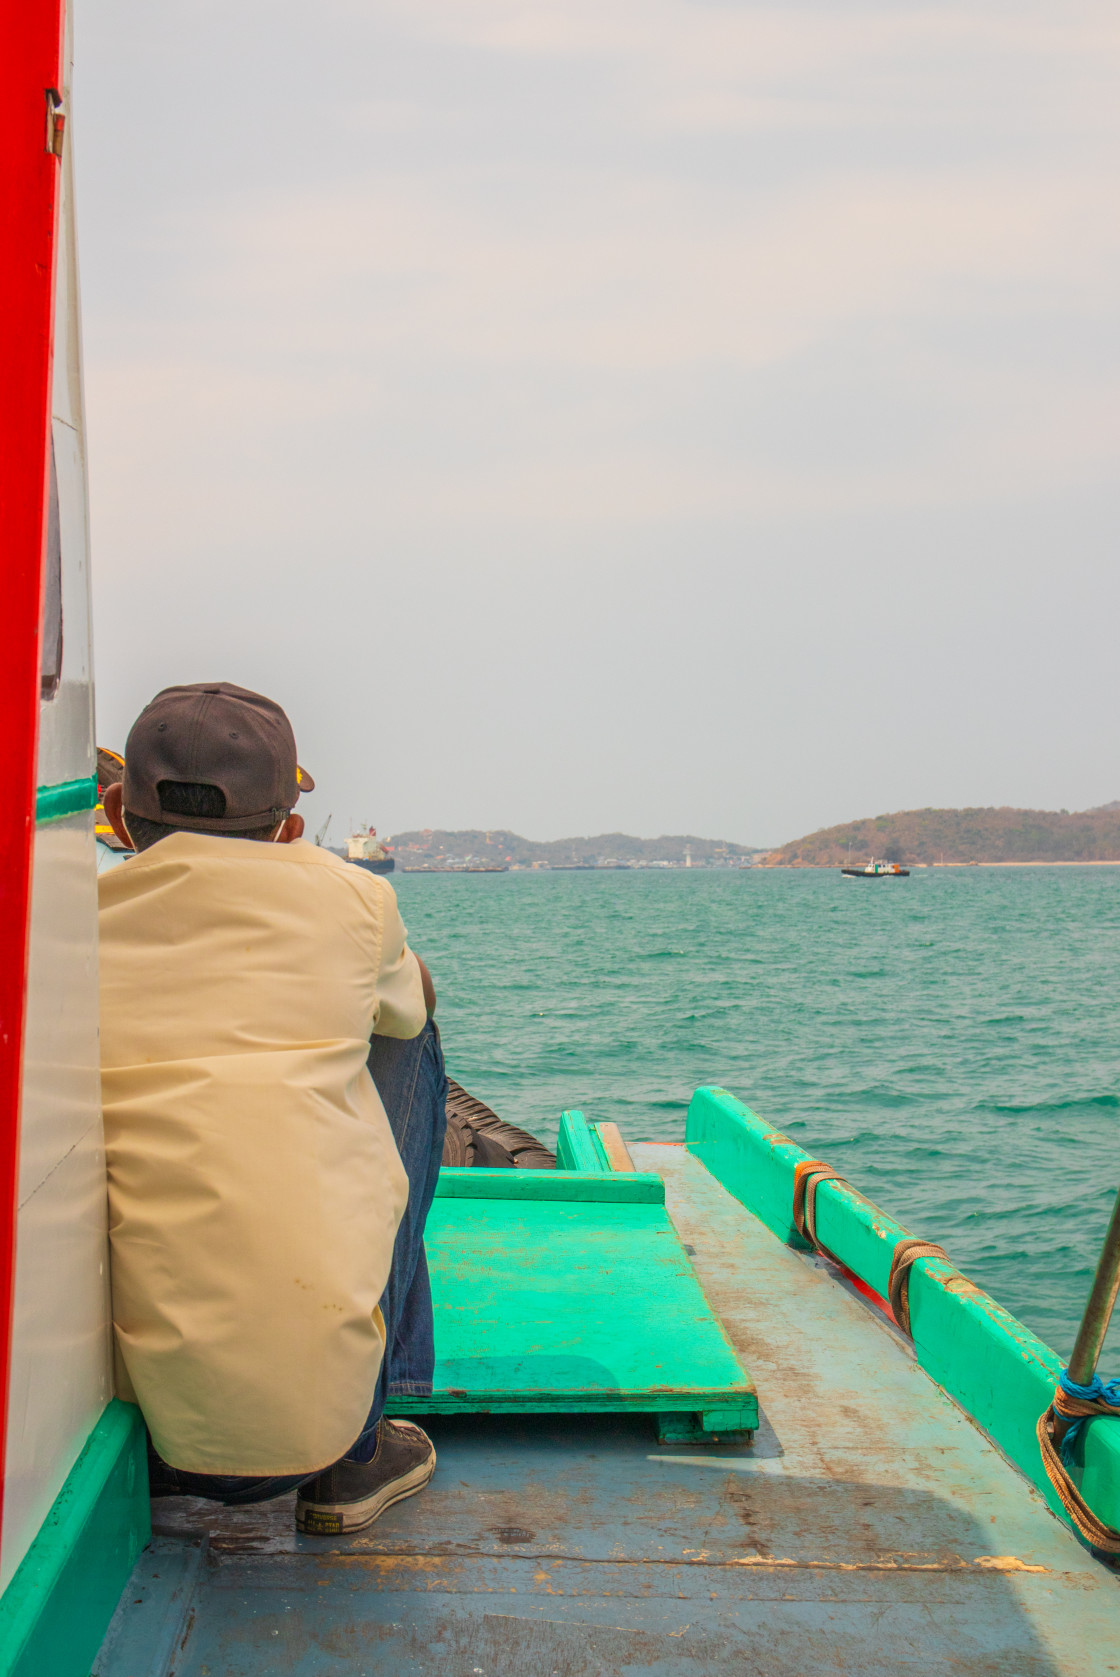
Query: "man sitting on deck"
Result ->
[[98, 681, 447, 1534]]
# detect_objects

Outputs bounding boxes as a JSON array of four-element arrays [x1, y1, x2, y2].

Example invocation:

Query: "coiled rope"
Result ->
[[1037, 1371, 1120, 1553]]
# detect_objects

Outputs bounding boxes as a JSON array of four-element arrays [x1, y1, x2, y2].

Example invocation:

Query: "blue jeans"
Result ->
[[346, 1020, 447, 1461], [147, 1019, 447, 1504]]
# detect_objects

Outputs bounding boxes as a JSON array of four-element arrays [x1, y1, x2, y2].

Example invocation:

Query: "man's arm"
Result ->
[[368, 881, 432, 1039], [414, 955, 437, 1016]]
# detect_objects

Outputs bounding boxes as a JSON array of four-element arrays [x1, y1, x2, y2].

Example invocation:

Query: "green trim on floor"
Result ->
[[0, 1401, 150, 1677], [35, 776, 98, 825]]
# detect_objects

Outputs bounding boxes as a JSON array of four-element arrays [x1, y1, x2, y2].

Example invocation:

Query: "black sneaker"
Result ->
[[295, 1420, 436, 1535]]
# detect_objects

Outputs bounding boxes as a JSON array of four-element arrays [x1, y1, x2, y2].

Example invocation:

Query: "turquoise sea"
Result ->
[[397, 865, 1120, 1364]]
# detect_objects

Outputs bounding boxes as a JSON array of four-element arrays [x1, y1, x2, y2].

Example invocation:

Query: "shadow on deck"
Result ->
[[95, 1145, 1119, 1675], [98, 1412, 1084, 1676]]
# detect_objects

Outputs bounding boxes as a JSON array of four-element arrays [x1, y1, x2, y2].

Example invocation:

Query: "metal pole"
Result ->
[[1067, 1188, 1120, 1387]]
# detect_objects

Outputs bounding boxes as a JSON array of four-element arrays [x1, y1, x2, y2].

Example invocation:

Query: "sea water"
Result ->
[[396, 865, 1120, 1364]]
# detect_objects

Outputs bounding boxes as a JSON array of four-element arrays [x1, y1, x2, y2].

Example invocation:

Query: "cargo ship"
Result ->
[[346, 825, 395, 875], [2, 9, 1117, 1673]]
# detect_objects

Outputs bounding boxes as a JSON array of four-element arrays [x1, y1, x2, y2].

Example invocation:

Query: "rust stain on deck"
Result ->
[[315, 1547, 1050, 1575], [317, 1554, 451, 1575]]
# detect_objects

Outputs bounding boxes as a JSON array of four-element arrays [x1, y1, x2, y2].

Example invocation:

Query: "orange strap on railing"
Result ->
[[791, 1160, 845, 1253], [887, 1238, 950, 1336], [794, 1165, 968, 1339]]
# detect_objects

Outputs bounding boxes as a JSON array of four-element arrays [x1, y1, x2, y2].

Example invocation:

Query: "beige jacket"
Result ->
[[98, 834, 426, 1475]]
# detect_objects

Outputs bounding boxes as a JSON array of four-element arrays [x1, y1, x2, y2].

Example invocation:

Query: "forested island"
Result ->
[[763, 804, 1120, 867], [387, 829, 760, 869], [369, 805, 1120, 870]]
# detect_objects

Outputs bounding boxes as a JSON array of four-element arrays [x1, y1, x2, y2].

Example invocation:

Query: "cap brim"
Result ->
[[296, 764, 315, 795]]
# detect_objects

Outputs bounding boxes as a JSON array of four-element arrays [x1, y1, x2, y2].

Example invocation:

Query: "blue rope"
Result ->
[[1057, 1369, 1120, 1466]]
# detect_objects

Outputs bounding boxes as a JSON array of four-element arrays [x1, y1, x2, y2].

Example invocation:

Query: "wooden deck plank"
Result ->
[[100, 1146, 1119, 1675], [642, 1142, 1120, 1668]]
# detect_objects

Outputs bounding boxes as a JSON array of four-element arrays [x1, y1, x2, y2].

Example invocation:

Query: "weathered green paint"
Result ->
[[435, 1167, 664, 1204], [0, 1401, 149, 1677], [34, 776, 98, 825], [1079, 1399, 1120, 1524], [656, 1409, 754, 1443], [556, 1110, 609, 1172], [686, 1087, 817, 1249], [908, 1255, 1066, 1517], [393, 1177, 757, 1436], [687, 1084, 1120, 1538]]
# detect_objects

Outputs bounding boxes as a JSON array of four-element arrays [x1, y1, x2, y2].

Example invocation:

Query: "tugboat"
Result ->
[[841, 857, 910, 877], [346, 825, 395, 874]]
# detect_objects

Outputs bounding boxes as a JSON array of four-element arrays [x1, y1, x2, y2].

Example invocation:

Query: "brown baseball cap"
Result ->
[[122, 682, 315, 833]]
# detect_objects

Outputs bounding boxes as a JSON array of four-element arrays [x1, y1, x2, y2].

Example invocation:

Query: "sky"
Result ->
[[74, 0, 1120, 847]]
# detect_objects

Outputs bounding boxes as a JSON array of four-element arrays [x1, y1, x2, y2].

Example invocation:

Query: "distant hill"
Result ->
[[763, 806, 1120, 867], [385, 829, 760, 869]]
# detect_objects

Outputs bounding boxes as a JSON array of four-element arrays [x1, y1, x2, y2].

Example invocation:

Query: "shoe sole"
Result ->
[[295, 1448, 436, 1536]]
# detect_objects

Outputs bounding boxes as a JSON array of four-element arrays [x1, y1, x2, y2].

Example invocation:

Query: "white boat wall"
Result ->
[[0, 4, 146, 1667], [2, 7, 110, 1595]]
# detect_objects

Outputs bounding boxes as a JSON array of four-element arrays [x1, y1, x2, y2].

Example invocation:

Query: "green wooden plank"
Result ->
[[1079, 1401, 1120, 1526], [394, 1196, 756, 1424], [656, 1410, 756, 1443], [690, 1084, 961, 1297], [907, 1256, 1066, 1518], [435, 1168, 664, 1204], [556, 1111, 607, 1172], [911, 1256, 1120, 1530], [589, 1126, 610, 1170], [686, 1087, 816, 1249], [34, 776, 98, 825], [0, 1401, 149, 1677], [686, 1084, 1120, 1536], [392, 1392, 757, 1422]]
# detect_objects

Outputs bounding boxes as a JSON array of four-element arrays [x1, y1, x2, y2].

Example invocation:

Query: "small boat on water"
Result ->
[[4, 12, 1119, 1673], [842, 857, 910, 877]]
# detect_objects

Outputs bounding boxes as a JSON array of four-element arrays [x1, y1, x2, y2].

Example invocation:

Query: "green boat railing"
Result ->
[[686, 1084, 1120, 1543]]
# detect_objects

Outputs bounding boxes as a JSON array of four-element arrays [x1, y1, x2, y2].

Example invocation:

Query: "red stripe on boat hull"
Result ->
[[0, 0, 67, 1533]]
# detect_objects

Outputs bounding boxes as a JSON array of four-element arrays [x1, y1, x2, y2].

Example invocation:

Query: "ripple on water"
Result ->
[[397, 866, 1120, 1361]]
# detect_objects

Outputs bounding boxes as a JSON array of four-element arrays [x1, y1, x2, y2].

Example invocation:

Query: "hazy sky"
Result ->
[[76, 0, 1120, 847]]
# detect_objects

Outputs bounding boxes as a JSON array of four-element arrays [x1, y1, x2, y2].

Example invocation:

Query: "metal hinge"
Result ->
[[45, 88, 65, 158]]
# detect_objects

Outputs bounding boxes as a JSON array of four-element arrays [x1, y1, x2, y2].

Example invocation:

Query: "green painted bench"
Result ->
[[390, 1157, 758, 1444]]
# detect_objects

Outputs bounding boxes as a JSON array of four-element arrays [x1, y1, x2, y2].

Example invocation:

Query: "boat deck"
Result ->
[[94, 1144, 1119, 1676]]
